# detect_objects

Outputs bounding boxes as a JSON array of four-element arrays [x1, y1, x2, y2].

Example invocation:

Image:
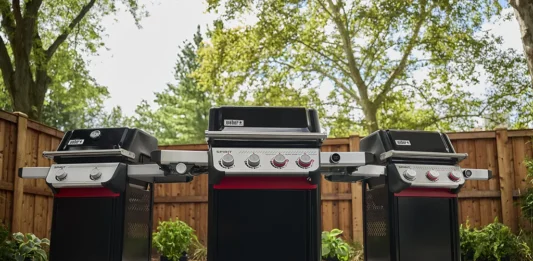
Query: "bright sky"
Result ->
[[86, 1, 524, 117]]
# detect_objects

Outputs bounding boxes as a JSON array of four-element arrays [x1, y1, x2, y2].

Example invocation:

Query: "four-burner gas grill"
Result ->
[[18, 107, 492, 261]]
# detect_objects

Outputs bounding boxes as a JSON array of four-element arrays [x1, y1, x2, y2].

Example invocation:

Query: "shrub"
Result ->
[[190, 240, 207, 261], [520, 158, 533, 223], [0, 221, 15, 260], [321, 229, 352, 261], [460, 218, 532, 261], [152, 218, 197, 261]]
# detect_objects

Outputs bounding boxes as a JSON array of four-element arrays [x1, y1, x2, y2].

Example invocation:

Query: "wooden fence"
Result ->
[[0, 110, 531, 247]]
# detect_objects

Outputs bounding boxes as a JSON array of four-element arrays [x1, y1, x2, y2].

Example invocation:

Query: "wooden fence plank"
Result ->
[[496, 128, 518, 232], [349, 135, 363, 243], [11, 112, 27, 233], [0, 111, 17, 123]]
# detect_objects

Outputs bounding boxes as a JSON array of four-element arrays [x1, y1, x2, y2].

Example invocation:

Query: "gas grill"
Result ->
[[19, 127, 196, 261], [326, 129, 492, 261], [151, 106, 376, 261]]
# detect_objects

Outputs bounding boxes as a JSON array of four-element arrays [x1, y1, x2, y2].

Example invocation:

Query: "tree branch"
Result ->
[[22, 0, 42, 57], [311, 65, 361, 104], [11, 0, 22, 23], [374, 0, 430, 107], [291, 37, 351, 77], [324, 0, 369, 103], [0, 34, 13, 93], [46, 0, 96, 60], [0, 0, 15, 41]]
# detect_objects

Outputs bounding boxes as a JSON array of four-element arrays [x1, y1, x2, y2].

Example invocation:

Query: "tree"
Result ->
[[197, 0, 513, 134], [0, 0, 145, 120], [0, 40, 122, 131], [509, 0, 533, 86], [131, 25, 331, 144], [131, 26, 211, 145]]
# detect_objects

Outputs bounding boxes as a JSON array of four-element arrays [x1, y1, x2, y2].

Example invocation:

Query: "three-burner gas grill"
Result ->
[[329, 130, 493, 261]]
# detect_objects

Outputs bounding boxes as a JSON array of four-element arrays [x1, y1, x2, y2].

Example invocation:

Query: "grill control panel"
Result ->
[[211, 148, 320, 175], [45, 163, 120, 188], [393, 164, 466, 189]]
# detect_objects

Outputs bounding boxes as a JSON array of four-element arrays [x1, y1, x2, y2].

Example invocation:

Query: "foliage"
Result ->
[[0, 221, 15, 260], [346, 241, 363, 261], [190, 240, 207, 261], [152, 218, 197, 261], [459, 218, 532, 261], [131, 26, 212, 145], [321, 229, 351, 261], [0, 0, 147, 120], [7, 232, 50, 261], [520, 157, 533, 222], [198, 0, 527, 134]]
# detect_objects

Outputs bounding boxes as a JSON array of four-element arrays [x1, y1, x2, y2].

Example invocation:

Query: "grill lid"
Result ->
[[46, 127, 158, 164]]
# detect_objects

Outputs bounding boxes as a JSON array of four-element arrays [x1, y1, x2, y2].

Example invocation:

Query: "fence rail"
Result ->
[[0, 110, 531, 246]]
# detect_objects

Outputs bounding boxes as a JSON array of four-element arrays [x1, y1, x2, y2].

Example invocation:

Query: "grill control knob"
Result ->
[[298, 154, 313, 168], [426, 170, 440, 181], [463, 169, 473, 178], [174, 163, 188, 174], [448, 171, 462, 182], [55, 170, 67, 181], [272, 154, 288, 168], [247, 153, 261, 168], [403, 169, 417, 181], [220, 153, 234, 168], [90, 168, 102, 180]]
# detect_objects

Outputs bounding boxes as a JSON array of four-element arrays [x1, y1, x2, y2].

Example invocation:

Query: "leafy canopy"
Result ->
[[197, 0, 520, 134], [0, 0, 146, 127]]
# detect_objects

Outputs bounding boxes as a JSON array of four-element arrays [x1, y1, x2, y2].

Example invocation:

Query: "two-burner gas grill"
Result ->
[[19, 127, 201, 261]]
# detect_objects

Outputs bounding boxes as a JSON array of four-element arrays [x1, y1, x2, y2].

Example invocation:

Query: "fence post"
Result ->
[[495, 128, 517, 233], [349, 135, 363, 243], [11, 112, 27, 233]]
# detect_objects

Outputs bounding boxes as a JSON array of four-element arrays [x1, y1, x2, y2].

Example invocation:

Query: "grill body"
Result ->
[[44, 128, 157, 261], [205, 106, 323, 261], [360, 130, 465, 261]]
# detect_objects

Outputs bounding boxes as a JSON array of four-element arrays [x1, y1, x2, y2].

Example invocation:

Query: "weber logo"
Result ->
[[395, 140, 411, 146], [68, 139, 84, 145], [224, 119, 244, 127]]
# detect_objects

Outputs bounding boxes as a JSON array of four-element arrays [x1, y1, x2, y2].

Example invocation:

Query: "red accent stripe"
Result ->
[[394, 188, 457, 198], [55, 188, 120, 198], [213, 177, 316, 190]]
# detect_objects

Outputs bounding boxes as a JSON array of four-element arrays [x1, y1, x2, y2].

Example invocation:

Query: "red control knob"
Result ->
[[272, 154, 288, 168], [426, 170, 440, 181], [298, 154, 313, 168], [448, 171, 461, 182]]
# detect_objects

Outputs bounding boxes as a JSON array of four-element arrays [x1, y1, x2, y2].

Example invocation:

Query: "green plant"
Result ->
[[8, 232, 50, 261], [0, 221, 15, 260], [190, 240, 207, 261], [152, 218, 197, 261], [347, 241, 364, 261], [321, 229, 351, 261], [520, 158, 533, 222], [460, 218, 532, 261]]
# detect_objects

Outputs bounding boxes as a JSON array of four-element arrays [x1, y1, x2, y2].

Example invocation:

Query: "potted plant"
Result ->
[[8, 232, 50, 261], [321, 229, 351, 261], [152, 218, 197, 261]]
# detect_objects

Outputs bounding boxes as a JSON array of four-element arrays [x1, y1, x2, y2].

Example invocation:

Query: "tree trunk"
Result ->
[[510, 0, 533, 86], [364, 105, 379, 133], [10, 67, 48, 120]]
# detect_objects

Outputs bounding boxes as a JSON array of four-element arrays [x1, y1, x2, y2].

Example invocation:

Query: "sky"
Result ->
[[86, 1, 524, 117]]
